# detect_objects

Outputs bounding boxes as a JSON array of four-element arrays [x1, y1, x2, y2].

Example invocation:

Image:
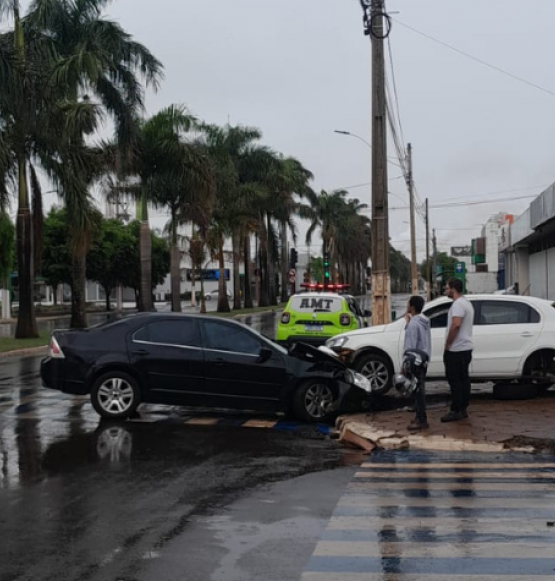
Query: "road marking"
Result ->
[[313, 541, 555, 559], [302, 455, 555, 578], [361, 463, 555, 469], [242, 419, 278, 428]]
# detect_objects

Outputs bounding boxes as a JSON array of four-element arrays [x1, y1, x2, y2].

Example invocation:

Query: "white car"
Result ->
[[326, 294, 555, 395], [204, 289, 232, 301]]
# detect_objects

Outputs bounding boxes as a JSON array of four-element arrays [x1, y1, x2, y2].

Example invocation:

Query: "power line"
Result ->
[[390, 193, 537, 211], [393, 18, 555, 99]]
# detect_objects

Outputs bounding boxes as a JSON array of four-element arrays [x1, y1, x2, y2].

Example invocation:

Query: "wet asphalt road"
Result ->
[[0, 353, 363, 581]]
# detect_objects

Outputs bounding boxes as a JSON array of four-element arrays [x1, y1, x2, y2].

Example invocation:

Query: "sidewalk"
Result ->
[[338, 384, 555, 455]]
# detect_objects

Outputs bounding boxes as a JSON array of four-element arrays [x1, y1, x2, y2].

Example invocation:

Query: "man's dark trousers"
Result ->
[[443, 350, 473, 413]]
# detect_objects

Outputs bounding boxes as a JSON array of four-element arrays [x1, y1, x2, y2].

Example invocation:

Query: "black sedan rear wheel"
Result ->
[[293, 380, 337, 423], [91, 371, 141, 419]]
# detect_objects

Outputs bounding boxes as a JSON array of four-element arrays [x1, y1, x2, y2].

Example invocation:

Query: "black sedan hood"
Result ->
[[287, 342, 345, 369]]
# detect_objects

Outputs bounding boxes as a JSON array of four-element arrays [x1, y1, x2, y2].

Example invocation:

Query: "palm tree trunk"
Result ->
[[258, 219, 269, 307], [170, 215, 181, 312], [232, 229, 241, 310], [139, 185, 153, 312], [267, 214, 277, 306], [243, 233, 253, 309], [70, 249, 87, 329], [104, 286, 111, 312], [199, 264, 207, 314], [217, 240, 230, 313], [15, 155, 38, 339], [280, 221, 289, 303]]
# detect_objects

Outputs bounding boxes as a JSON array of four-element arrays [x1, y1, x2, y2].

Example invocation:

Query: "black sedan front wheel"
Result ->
[[293, 380, 337, 423], [91, 371, 141, 419]]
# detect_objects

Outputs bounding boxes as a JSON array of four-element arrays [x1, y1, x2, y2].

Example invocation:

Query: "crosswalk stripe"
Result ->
[[326, 516, 555, 531], [302, 574, 555, 581], [312, 541, 555, 558], [354, 471, 555, 479], [348, 481, 555, 491], [361, 463, 555, 469], [242, 419, 278, 428], [338, 495, 553, 508], [183, 418, 219, 426], [302, 453, 555, 578]]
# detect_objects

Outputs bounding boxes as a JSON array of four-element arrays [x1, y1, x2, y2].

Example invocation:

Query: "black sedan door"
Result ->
[[199, 319, 287, 409], [129, 318, 206, 405]]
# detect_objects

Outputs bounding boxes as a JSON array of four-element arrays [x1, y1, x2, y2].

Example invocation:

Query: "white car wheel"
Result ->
[[356, 353, 392, 395]]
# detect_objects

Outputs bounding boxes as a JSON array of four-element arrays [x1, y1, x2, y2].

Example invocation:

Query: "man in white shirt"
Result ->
[[442, 278, 474, 423]]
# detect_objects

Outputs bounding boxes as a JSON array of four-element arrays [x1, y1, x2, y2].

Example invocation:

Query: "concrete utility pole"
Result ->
[[432, 228, 438, 297], [407, 143, 418, 295], [370, 0, 390, 325], [425, 198, 431, 300]]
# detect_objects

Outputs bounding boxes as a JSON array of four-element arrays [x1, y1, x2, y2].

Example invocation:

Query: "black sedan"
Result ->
[[41, 313, 370, 423]]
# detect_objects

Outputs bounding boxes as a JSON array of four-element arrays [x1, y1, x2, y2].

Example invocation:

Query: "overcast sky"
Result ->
[[32, 0, 555, 259]]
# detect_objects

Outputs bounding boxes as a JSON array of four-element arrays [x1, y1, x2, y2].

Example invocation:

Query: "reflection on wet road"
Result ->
[[0, 350, 360, 581], [302, 451, 555, 579]]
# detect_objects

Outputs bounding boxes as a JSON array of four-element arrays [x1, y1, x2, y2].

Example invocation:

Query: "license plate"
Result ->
[[305, 325, 323, 332]]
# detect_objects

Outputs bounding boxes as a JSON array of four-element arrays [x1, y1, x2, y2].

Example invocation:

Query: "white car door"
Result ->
[[421, 302, 452, 378], [471, 299, 543, 376]]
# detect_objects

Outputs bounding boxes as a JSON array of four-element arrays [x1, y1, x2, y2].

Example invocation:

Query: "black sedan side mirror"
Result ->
[[364, 310, 372, 317], [257, 347, 273, 364]]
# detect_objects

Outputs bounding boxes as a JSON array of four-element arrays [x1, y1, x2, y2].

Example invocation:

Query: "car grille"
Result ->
[[295, 320, 334, 326]]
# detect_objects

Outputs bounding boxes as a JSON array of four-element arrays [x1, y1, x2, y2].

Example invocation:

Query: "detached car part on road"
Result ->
[[327, 294, 555, 396], [41, 314, 371, 423]]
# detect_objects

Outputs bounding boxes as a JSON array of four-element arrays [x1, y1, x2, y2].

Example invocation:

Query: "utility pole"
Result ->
[[425, 198, 431, 301], [432, 228, 438, 298], [407, 143, 418, 295], [370, 0, 390, 325]]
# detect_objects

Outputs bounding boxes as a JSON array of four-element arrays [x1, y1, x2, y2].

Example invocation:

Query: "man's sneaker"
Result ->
[[408, 419, 429, 431], [441, 411, 466, 423]]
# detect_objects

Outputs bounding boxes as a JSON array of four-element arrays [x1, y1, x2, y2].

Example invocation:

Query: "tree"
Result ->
[[124, 220, 170, 303], [0, 212, 14, 307], [42, 208, 72, 298], [87, 218, 135, 311], [27, 0, 163, 327], [0, 0, 100, 337], [390, 245, 411, 293], [145, 106, 215, 313], [420, 252, 457, 293]]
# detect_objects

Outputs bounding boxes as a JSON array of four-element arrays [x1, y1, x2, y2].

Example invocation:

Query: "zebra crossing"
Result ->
[[301, 451, 555, 580]]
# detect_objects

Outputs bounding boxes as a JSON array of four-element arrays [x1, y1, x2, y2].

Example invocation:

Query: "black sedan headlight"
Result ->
[[326, 336, 349, 349], [345, 369, 372, 394]]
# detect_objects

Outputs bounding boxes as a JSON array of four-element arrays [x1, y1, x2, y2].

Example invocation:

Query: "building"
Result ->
[[503, 182, 555, 299]]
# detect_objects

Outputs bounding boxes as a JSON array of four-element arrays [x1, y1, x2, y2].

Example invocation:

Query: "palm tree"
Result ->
[[304, 190, 369, 289], [201, 124, 273, 312], [266, 156, 314, 302], [148, 120, 214, 312], [27, 0, 163, 326], [0, 0, 110, 335]]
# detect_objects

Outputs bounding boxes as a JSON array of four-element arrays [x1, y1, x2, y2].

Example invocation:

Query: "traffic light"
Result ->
[[323, 253, 330, 288], [289, 248, 298, 268]]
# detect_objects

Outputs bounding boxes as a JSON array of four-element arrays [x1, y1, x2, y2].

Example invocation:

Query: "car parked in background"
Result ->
[[41, 313, 371, 423], [326, 294, 555, 395], [204, 289, 232, 301], [276, 287, 370, 346]]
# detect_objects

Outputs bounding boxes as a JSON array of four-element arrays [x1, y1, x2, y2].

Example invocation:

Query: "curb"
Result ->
[[337, 416, 555, 455], [0, 346, 48, 359]]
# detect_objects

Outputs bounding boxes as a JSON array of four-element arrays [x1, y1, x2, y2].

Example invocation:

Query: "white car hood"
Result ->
[[333, 319, 404, 342]]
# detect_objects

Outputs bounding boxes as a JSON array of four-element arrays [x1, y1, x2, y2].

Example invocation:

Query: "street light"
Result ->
[[334, 130, 403, 168]]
